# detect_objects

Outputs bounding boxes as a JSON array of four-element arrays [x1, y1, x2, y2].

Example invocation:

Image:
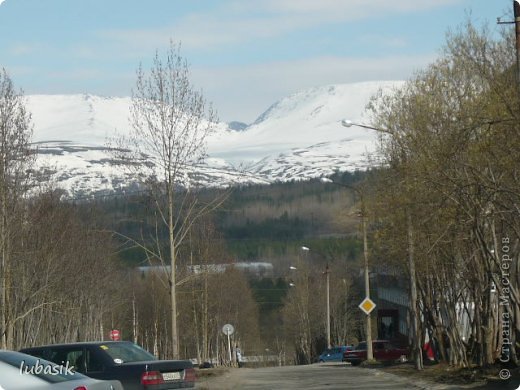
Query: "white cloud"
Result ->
[[96, 13, 311, 52], [96, 0, 463, 52], [9, 44, 35, 56], [260, 0, 462, 15]]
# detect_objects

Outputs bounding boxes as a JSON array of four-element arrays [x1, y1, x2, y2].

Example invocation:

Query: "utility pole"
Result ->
[[300, 246, 332, 350], [500, 2, 520, 90], [360, 201, 374, 361], [515, 1, 520, 88], [321, 176, 374, 361], [324, 264, 331, 349]]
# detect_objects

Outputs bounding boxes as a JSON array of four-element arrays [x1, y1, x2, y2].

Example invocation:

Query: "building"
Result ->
[[138, 261, 274, 279]]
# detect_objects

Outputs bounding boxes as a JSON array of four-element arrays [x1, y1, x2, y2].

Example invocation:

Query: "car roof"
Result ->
[[21, 341, 133, 349]]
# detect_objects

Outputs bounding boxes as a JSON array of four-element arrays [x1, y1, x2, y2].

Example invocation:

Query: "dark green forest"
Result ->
[[92, 170, 368, 270]]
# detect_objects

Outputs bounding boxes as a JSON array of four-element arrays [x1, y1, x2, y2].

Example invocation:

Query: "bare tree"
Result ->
[[0, 69, 33, 349], [11, 193, 127, 350], [116, 42, 221, 358]]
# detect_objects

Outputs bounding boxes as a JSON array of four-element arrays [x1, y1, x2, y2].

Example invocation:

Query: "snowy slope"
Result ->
[[28, 94, 248, 195], [230, 82, 401, 181], [27, 81, 403, 195], [29, 94, 130, 144]]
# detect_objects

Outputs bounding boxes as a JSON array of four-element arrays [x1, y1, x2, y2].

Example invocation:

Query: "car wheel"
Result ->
[[350, 361, 360, 366], [319, 359, 324, 363], [399, 355, 408, 363]]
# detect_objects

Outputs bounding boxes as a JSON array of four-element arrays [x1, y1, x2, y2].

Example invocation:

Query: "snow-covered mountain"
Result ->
[[28, 81, 403, 196]]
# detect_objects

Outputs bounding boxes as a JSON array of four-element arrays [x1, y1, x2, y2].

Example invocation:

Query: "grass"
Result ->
[[380, 362, 518, 386]]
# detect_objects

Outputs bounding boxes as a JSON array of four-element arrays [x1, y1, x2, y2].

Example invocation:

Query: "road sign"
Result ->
[[109, 329, 121, 341], [222, 324, 234, 336], [358, 297, 376, 315], [222, 324, 235, 364]]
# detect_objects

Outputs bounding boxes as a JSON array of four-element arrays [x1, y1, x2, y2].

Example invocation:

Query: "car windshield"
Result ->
[[100, 343, 157, 363], [0, 351, 82, 383]]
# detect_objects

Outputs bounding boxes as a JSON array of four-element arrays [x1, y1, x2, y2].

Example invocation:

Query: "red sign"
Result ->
[[109, 329, 121, 341]]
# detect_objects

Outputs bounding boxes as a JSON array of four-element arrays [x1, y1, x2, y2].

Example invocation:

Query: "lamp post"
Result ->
[[294, 246, 332, 350], [321, 176, 373, 361], [341, 119, 422, 369], [324, 263, 331, 350]]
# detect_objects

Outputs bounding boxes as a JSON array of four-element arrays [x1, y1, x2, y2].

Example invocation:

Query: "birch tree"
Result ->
[[116, 43, 219, 358], [368, 21, 520, 368], [0, 69, 33, 349]]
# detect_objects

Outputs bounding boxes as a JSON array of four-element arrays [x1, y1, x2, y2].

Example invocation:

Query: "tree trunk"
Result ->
[[407, 211, 423, 370], [169, 185, 179, 358]]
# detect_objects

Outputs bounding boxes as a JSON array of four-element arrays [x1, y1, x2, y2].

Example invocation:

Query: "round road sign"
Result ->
[[222, 324, 234, 336], [109, 329, 121, 341]]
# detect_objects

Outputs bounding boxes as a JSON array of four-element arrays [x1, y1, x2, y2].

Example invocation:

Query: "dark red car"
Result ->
[[343, 340, 408, 366]]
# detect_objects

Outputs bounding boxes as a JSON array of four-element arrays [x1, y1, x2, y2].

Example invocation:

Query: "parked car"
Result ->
[[20, 341, 195, 390], [318, 346, 353, 362], [343, 340, 408, 366], [0, 349, 122, 390]]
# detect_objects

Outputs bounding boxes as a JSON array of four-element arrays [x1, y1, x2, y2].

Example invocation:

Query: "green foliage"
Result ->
[[249, 277, 290, 345], [117, 246, 148, 267], [250, 277, 289, 312], [226, 239, 290, 259], [223, 211, 308, 241], [92, 172, 369, 265], [225, 237, 361, 262]]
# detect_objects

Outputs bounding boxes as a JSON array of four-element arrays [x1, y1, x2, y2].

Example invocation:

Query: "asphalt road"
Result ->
[[196, 362, 448, 390]]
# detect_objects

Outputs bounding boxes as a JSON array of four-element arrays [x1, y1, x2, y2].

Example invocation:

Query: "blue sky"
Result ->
[[0, 0, 512, 122]]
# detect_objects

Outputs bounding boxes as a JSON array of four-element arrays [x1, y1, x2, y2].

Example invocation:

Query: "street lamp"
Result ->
[[341, 119, 394, 135], [340, 118, 422, 368], [288, 266, 297, 287], [293, 247, 332, 349], [321, 177, 373, 361]]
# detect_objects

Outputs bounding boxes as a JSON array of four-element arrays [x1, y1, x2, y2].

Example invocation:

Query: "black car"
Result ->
[[20, 341, 195, 390]]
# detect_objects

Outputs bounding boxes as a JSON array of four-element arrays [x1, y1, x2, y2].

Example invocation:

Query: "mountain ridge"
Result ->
[[28, 81, 403, 195]]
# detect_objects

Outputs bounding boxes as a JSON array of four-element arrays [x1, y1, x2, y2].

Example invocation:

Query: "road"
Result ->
[[196, 362, 454, 390]]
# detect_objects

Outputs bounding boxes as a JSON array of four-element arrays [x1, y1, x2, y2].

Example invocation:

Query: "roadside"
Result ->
[[195, 363, 520, 390], [379, 362, 520, 390], [195, 367, 235, 389]]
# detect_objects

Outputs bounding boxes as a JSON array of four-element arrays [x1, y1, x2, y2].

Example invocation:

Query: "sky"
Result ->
[[0, 0, 513, 123]]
